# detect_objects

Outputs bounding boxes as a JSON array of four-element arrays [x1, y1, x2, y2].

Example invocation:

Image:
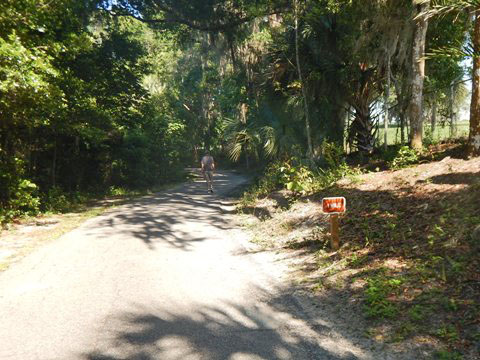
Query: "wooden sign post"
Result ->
[[322, 197, 346, 250], [330, 214, 340, 250]]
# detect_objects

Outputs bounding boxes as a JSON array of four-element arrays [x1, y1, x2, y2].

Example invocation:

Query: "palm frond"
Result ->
[[228, 141, 244, 162], [260, 126, 278, 157], [421, 0, 480, 21]]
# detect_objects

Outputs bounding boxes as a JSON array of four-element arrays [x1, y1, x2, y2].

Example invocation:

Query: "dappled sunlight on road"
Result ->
[[83, 289, 366, 360], [84, 172, 240, 251]]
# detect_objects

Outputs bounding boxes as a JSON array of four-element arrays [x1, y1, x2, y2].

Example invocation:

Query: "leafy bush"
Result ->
[[322, 141, 345, 168], [250, 158, 315, 195], [0, 179, 40, 224], [278, 161, 314, 194], [316, 162, 362, 189], [42, 186, 71, 213], [255, 161, 284, 194], [108, 186, 129, 197], [314, 142, 363, 188], [423, 125, 439, 147], [0, 157, 42, 223], [238, 158, 314, 209], [389, 146, 419, 170], [239, 155, 363, 211], [11, 180, 40, 214]]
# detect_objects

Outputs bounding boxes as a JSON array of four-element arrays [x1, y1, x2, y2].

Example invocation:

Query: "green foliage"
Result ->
[[317, 162, 362, 188], [0, 179, 40, 224], [107, 186, 129, 197], [423, 125, 439, 147], [10, 180, 40, 215], [0, 0, 474, 225], [0, 2, 195, 223], [279, 161, 315, 194], [42, 187, 71, 213], [322, 141, 345, 168], [364, 274, 403, 319], [239, 155, 362, 210], [408, 304, 431, 322], [433, 350, 463, 360], [348, 253, 368, 268], [225, 118, 261, 165], [436, 324, 460, 343], [238, 158, 314, 209], [314, 141, 363, 188], [389, 146, 420, 170], [0, 157, 40, 223]]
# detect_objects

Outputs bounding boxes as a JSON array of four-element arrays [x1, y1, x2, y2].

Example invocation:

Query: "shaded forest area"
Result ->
[[1, 0, 480, 223]]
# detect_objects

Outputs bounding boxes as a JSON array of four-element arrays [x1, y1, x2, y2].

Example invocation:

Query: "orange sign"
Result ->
[[322, 197, 346, 214]]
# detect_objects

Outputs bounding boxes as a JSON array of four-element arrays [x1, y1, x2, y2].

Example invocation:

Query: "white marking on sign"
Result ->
[[322, 197, 346, 214]]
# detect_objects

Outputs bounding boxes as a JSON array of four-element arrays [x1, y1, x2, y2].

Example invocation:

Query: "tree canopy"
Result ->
[[1, 0, 478, 221]]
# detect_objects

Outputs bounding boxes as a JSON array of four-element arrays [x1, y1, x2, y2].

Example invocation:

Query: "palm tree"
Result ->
[[224, 117, 261, 169], [347, 64, 379, 154]]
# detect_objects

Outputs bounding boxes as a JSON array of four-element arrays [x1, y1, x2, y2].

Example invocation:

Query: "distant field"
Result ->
[[377, 122, 469, 145]]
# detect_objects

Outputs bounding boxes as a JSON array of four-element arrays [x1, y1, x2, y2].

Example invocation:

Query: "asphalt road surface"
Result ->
[[0, 171, 366, 360]]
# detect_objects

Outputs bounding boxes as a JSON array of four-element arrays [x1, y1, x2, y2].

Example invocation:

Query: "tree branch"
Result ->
[[100, 5, 289, 33]]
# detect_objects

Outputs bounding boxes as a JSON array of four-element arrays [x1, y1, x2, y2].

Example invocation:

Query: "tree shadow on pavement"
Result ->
[[86, 173, 244, 251], [81, 288, 367, 360]]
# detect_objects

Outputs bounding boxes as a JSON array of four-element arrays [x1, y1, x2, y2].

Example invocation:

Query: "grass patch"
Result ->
[[436, 324, 460, 343], [348, 253, 369, 268], [433, 350, 463, 360], [364, 273, 403, 319], [377, 123, 469, 146]]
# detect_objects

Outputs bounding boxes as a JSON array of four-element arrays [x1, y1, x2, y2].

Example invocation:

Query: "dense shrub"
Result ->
[[0, 157, 41, 224], [322, 141, 345, 168], [239, 154, 361, 209], [0, 179, 40, 224], [389, 146, 419, 170], [42, 187, 71, 213]]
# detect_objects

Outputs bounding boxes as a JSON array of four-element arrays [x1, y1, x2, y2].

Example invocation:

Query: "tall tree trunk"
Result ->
[[226, 32, 237, 71], [401, 114, 406, 144], [391, 74, 408, 144], [344, 110, 350, 153], [294, 0, 314, 161], [450, 83, 456, 138], [409, 1, 430, 150], [384, 53, 391, 151], [431, 100, 437, 134], [469, 7, 480, 157]]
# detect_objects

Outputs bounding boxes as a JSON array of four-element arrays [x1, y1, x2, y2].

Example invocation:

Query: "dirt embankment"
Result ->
[[240, 153, 480, 359]]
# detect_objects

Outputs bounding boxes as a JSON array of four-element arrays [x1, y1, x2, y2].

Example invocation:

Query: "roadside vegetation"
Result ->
[[2, 0, 480, 227], [0, 177, 186, 272], [0, 174, 188, 227], [238, 140, 480, 359]]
